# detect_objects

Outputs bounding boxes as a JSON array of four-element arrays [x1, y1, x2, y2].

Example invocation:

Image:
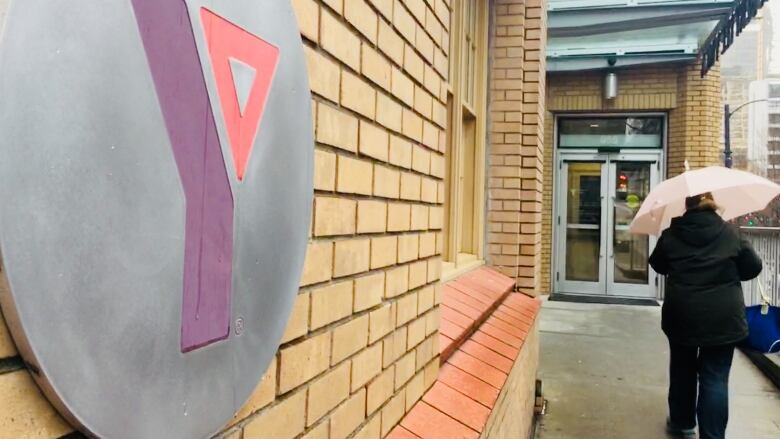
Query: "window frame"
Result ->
[[442, 0, 490, 278]]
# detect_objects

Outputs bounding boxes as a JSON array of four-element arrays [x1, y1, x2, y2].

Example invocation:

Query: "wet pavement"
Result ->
[[536, 299, 780, 439]]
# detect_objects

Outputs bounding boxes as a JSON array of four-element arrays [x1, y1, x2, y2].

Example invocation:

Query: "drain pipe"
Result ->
[[530, 379, 547, 438]]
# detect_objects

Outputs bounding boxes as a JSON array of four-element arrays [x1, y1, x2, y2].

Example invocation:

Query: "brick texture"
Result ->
[[487, 0, 548, 295], [0, 271, 17, 359], [233, 0, 449, 437], [480, 322, 540, 438], [0, 371, 74, 438], [390, 290, 542, 439], [668, 61, 723, 176]]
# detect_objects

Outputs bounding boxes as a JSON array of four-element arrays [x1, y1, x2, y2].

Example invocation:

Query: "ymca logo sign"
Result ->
[[0, 1, 313, 438], [132, 1, 284, 353]]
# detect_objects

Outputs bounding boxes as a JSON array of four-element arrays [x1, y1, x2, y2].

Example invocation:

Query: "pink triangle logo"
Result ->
[[200, 8, 280, 181]]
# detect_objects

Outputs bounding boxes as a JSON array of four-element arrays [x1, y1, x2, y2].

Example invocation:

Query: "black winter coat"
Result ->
[[649, 210, 762, 347]]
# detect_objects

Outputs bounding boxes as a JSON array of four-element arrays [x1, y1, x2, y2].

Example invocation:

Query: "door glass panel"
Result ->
[[613, 162, 651, 284], [565, 163, 602, 282]]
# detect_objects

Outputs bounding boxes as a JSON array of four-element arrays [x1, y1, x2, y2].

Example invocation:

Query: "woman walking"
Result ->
[[649, 192, 762, 439]]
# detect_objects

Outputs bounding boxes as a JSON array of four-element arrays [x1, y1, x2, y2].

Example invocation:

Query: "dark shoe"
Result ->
[[666, 417, 697, 437]]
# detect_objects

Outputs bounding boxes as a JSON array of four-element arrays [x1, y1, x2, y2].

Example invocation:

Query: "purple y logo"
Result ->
[[132, 0, 279, 352]]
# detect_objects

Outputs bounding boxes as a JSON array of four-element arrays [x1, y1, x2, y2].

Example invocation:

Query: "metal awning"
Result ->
[[547, 0, 770, 76]]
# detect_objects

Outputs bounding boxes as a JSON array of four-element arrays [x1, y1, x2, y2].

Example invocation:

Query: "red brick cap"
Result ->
[[438, 267, 515, 361], [389, 267, 542, 438]]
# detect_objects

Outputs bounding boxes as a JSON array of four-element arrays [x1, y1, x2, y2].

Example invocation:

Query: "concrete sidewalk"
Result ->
[[536, 300, 780, 439]]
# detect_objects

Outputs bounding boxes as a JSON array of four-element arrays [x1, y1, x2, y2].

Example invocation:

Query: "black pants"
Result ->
[[668, 341, 736, 439]]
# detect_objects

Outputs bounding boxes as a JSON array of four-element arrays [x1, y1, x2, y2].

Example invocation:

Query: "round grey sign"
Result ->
[[0, 1, 313, 438]]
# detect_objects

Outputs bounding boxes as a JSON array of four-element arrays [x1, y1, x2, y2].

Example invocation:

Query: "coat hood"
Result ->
[[669, 209, 727, 246]]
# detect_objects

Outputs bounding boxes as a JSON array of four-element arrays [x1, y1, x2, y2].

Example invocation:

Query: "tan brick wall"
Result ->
[[668, 61, 723, 177], [195, 0, 453, 436], [0, 1, 449, 438], [546, 67, 678, 113], [487, 0, 547, 295], [540, 61, 723, 294], [481, 320, 539, 439]]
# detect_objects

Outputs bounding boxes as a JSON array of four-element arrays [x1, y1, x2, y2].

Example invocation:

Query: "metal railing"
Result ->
[[740, 227, 780, 306]]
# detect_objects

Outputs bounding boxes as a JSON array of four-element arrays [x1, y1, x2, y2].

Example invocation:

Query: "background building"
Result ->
[[722, 11, 772, 172], [748, 80, 780, 183]]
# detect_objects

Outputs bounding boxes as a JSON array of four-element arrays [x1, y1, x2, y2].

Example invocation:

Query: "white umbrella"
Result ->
[[630, 165, 780, 235]]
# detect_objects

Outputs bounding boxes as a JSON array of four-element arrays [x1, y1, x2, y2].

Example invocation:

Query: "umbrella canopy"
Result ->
[[630, 166, 780, 235]]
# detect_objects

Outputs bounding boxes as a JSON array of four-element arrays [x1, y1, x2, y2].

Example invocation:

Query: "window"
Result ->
[[769, 83, 780, 99], [558, 117, 664, 150], [442, 0, 488, 277]]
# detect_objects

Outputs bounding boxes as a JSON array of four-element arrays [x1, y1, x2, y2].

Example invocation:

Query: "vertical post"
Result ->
[[724, 104, 733, 168]]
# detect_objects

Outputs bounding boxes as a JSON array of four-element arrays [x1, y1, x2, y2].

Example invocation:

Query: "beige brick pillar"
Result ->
[[668, 60, 723, 176], [488, 0, 547, 296]]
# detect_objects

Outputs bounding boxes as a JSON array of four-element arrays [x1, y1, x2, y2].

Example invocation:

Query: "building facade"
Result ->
[[0, 0, 547, 438], [540, 0, 763, 299], [541, 63, 723, 297], [721, 10, 773, 172], [748, 80, 780, 184], [0, 0, 768, 438]]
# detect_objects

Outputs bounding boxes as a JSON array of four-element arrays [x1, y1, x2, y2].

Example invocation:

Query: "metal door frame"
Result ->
[[552, 113, 668, 299], [555, 153, 608, 296], [605, 152, 662, 297]]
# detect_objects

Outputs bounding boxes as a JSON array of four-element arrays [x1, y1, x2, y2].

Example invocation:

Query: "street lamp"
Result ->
[[724, 99, 769, 168]]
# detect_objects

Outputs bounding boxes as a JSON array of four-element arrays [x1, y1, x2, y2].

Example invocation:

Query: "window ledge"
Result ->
[[440, 258, 485, 283]]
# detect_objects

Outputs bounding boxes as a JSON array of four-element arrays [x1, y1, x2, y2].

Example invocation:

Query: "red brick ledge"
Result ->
[[388, 268, 542, 438], [438, 267, 516, 361]]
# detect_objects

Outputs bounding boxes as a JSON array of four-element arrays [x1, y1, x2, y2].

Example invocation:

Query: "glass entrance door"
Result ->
[[559, 159, 607, 295], [606, 157, 659, 297], [556, 152, 661, 298]]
